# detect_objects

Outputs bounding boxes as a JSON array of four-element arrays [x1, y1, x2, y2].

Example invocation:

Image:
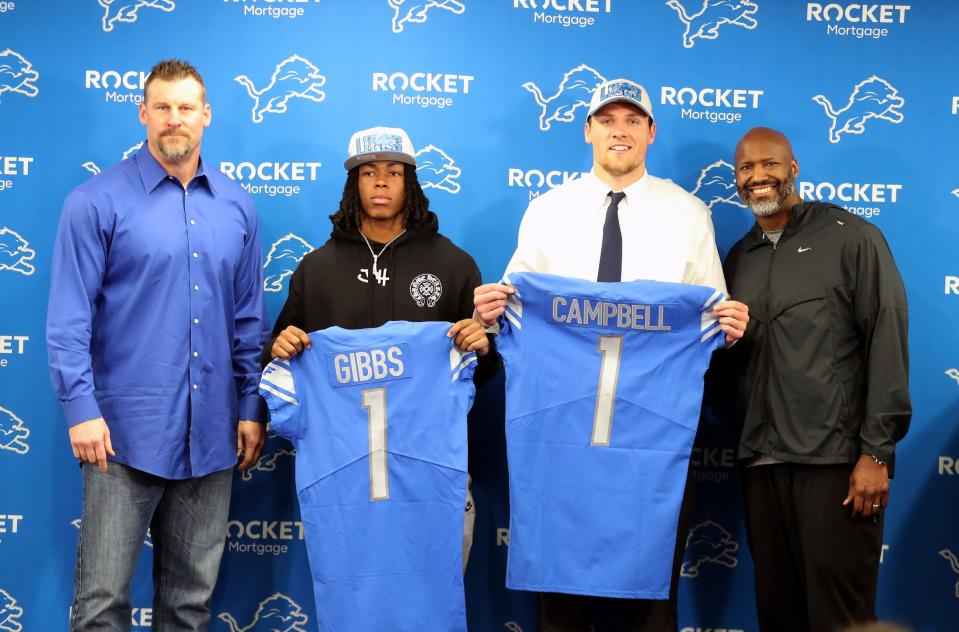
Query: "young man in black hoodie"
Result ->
[[263, 126, 495, 569]]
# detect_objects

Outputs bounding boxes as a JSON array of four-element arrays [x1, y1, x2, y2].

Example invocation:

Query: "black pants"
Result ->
[[538, 467, 696, 632], [742, 463, 884, 632]]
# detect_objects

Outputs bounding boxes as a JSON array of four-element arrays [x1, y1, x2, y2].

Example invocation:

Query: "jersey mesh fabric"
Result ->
[[497, 272, 725, 598], [260, 321, 477, 632]]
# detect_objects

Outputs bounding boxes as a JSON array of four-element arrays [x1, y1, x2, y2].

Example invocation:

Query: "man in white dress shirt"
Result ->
[[474, 78, 749, 632]]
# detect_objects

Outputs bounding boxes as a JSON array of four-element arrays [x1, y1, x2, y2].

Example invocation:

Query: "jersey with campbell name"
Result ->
[[497, 271, 724, 598]]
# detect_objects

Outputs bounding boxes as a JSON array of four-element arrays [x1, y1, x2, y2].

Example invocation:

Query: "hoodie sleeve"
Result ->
[[261, 259, 308, 367]]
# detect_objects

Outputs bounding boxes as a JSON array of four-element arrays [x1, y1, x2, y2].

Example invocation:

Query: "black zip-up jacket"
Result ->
[[721, 201, 910, 475], [262, 211, 498, 383]]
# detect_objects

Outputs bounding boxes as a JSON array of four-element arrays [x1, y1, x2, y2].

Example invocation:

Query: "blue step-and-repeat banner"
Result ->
[[1, 1, 957, 631]]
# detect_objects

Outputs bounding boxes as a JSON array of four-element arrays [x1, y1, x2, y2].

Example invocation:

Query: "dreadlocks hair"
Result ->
[[329, 164, 431, 234], [143, 59, 206, 103]]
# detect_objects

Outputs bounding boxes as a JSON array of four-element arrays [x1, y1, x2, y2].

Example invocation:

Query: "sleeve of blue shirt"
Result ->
[[232, 197, 269, 423], [46, 188, 109, 427]]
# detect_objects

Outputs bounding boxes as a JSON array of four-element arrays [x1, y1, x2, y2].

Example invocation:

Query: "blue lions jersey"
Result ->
[[497, 272, 725, 598], [259, 321, 477, 632]]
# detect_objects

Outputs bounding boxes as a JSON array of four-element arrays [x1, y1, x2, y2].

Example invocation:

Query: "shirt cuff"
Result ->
[[63, 395, 103, 428], [238, 393, 266, 423], [861, 443, 894, 464]]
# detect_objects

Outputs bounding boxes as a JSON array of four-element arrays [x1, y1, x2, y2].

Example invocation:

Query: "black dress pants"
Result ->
[[742, 463, 884, 632], [537, 465, 696, 632]]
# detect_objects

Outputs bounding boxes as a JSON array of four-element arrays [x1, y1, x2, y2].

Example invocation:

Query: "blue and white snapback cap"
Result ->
[[344, 126, 417, 170], [587, 78, 654, 121]]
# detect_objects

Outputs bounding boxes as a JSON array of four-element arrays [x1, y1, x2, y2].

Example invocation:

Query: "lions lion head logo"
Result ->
[[263, 234, 314, 293], [0, 407, 30, 456], [235, 55, 326, 124], [0, 49, 40, 102], [813, 75, 905, 143], [0, 228, 36, 276], [522, 64, 607, 131], [681, 519, 739, 578], [82, 141, 143, 176], [218, 593, 309, 632], [240, 447, 296, 481], [692, 160, 746, 210], [0, 589, 24, 632], [389, 0, 466, 33], [98, 0, 176, 32], [665, 0, 760, 49], [415, 145, 462, 194], [410, 273, 443, 308], [940, 549, 959, 598]]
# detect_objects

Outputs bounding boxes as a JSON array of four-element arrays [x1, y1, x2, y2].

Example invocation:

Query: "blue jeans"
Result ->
[[70, 462, 233, 631]]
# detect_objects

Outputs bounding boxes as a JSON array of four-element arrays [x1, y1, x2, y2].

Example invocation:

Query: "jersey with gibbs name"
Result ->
[[497, 271, 725, 599], [259, 321, 477, 632]]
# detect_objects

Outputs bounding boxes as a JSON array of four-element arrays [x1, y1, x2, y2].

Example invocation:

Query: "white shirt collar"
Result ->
[[621, 171, 650, 199], [585, 169, 651, 213]]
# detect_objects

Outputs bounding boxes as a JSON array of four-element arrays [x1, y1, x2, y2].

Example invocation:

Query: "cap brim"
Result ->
[[344, 151, 417, 171], [587, 97, 653, 121]]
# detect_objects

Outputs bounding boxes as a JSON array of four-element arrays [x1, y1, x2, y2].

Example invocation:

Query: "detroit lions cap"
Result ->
[[587, 78, 654, 121], [344, 126, 417, 171]]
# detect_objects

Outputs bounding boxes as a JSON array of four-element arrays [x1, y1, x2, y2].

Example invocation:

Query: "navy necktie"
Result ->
[[597, 191, 626, 282]]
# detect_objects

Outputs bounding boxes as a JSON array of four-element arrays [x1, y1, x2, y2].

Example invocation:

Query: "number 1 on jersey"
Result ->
[[592, 335, 624, 446], [362, 387, 389, 501]]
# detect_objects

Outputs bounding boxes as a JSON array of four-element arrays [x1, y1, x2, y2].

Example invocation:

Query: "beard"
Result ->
[[596, 152, 644, 179], [741, 174, 795, 217], [157, 133, 195, 163]]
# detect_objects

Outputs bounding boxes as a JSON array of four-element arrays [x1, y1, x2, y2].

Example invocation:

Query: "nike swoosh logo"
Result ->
[[798, 247, 813, 253]]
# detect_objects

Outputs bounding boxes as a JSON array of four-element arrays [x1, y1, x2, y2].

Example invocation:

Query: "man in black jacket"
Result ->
[[264, 126, 496, 569], [723, 127, 910, 632]]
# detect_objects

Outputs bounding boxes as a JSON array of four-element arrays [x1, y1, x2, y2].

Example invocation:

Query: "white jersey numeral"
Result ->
[[362, 387, 389, 501], [591, 335, 624, 446]]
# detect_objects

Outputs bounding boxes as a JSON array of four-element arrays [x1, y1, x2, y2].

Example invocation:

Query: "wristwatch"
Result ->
[[869, 454, 888, 466]]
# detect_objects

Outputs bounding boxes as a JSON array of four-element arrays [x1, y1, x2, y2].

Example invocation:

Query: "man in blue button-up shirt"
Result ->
[[47, 59, 268, 631]]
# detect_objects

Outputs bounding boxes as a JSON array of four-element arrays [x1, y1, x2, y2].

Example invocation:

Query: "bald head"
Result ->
[[733, 126, 801, 224], [735, 127, 794, 165]]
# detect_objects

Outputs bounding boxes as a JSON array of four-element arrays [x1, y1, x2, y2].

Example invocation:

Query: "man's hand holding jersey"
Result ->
[[447, 319, 489, 356], [271, 325, 312, 360], [473, 283, 514, 327], [712, 300, 749, 346]]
